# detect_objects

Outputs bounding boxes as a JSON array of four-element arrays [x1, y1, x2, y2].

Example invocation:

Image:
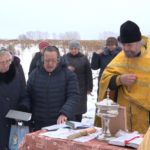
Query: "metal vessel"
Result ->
[[96, 89, 119, 140]]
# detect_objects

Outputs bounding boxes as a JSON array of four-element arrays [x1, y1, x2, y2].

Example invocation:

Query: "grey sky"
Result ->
[[0, 0, 149, 39]]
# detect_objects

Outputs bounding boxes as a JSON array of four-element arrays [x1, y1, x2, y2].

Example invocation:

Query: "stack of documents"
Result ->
[[41, 122, 102, 142]]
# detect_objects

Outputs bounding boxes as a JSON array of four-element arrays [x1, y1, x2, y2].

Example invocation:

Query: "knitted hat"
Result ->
[[120, 20, 141, 43], [106, 37, 118, 46], [39, 41, 49, 50], [69, 40, 80, 50]]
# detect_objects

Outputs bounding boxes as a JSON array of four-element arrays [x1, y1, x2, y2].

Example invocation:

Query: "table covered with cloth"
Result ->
[[19, 130, 134, 150]]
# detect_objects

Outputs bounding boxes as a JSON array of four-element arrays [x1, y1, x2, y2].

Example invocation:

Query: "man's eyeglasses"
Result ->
[[44, 59, 58, 64], [0, 59, 12, 65]]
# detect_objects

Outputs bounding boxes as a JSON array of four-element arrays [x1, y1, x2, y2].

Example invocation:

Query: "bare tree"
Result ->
[[18, 34, 27, 40], [99, 31, 117, 40], [59, 32, 80, 40], [18, 31, 49, 40]]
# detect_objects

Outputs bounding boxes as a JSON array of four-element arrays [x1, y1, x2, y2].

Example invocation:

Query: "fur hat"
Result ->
[[39, 41, 49, 50], [120, 20, 141, 43], [106, 37, 118, 46], [69, 40, 80, 50]]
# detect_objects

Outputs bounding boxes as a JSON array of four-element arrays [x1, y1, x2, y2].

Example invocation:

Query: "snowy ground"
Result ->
[[82, 70, 98, 125], [18, 46, 99, 125]]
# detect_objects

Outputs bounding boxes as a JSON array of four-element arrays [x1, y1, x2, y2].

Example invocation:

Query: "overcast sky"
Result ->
[[0, 0, 149, 40]]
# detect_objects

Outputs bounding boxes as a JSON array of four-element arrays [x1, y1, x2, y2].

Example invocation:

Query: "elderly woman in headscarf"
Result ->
[[0, 48, 30, 150]]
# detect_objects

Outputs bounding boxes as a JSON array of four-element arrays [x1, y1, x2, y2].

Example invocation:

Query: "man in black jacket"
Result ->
[[91, 37, 121, 81], [62, 40, 93, 122], [91, 37, 121, 100], [27, 46, 80, 131]]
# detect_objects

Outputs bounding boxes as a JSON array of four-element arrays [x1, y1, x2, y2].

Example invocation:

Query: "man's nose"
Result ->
[[124, 45, 131, 51]]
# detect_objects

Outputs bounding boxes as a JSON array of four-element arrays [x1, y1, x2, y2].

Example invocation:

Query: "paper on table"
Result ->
[[66, 121, 91, 129], [40, 128, 102, 142], [42, 121, 92, 131], [74, 129, 102, 142], [108, 131, 143, 148], [40, 128, 75, 139], [126, 136, 143, 149], [42, 123, 69, 131]]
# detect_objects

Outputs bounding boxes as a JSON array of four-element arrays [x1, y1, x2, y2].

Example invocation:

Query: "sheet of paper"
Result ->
[[42, 123, 69, 131], [40, 128, 80, 139], [40, 128, 102, 142], [42, 121, 92, 131], [109, 131, 143, 148]]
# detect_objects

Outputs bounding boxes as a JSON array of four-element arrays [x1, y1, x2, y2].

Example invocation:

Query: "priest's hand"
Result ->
[[57, 114, 68, 124], [119, 74, 137, 86]]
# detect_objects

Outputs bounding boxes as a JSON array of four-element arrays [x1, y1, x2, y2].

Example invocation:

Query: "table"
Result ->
[[19, 130, 134, 150]]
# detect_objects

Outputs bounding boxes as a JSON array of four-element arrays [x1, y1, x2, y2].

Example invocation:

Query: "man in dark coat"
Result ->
[[0, 48, 30, 150], [91, 37, 121, 82], [27, 46, 80, 131], [13, 55, 26, 85], [91, 37, 121, 100], [28, 40, 50, 75], [62, 40, 93, 122]]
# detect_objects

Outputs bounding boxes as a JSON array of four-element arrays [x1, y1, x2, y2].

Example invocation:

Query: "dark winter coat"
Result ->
[[62, 52, 93, 114], [91, 47, 121, 81], [28, 52, 42, 75], [13, 55, 26, 85], [27, 63, 80, 130], [0, 62, 30, 150]]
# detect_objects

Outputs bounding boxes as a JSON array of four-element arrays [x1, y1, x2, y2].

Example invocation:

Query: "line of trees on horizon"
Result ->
[[18, 31, 81, 40], [18, 31, 126, 40]]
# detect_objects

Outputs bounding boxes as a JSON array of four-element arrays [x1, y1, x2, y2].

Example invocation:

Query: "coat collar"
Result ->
[[103, 47, 121, 56], [0, 63, 16, 83]]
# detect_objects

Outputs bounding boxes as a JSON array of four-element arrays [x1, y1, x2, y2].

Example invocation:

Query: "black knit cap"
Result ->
[[120, 20, 141, 43]]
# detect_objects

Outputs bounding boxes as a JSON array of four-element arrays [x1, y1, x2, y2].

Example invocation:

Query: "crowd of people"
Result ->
[[0, 20, 150, 149]]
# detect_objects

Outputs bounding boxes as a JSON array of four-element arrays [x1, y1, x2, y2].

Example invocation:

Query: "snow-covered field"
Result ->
[[82, 70, 98, 125], [19, 45, 99, 125]]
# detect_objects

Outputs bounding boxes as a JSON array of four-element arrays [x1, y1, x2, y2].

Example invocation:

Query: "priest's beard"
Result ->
[[124, 50, 140, 58]]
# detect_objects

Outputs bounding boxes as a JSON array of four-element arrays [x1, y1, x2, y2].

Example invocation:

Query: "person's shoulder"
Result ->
[[35, 51, 41, 56], [34, 51, 41, 55], [28, 67, 40, 78], [82, 55, 90, 63], [111, 51, 124, 63], [13, 55, 21, 66], [92, 51, 103, 59], [32, 52, 41, 59], [116, 46, 122, 52], [78, 52, 84, 57], [77, 52, 88, 60]]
